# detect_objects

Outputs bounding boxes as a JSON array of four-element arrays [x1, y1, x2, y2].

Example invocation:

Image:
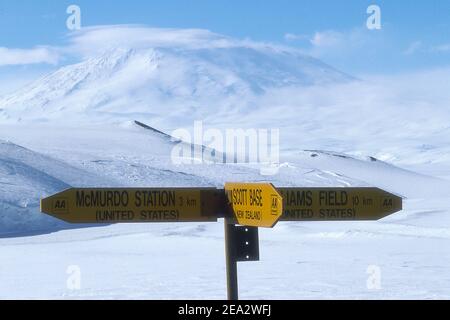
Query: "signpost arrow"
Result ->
[[278, 187, 402, 221], [41, 188, 224, 223], [225, 182, 283, 228]]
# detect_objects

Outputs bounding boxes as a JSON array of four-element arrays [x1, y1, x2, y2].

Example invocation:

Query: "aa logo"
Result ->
[[271, 195, 279, 215], [53, 198, 68, 213], [382, 198, 393, 207]]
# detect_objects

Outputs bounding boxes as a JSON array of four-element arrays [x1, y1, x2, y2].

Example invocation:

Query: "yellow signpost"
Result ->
[[41, 184, 403, 301], [225, 182, 283, 228], [40, 188, 222, 223], [278, 187, 402, 221]]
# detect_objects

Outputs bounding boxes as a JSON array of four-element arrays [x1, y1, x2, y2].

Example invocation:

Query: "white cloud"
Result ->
[[310, 30, 344, 47], [0, 46, 60, 66], [431, 43, 450, 52], [67, 25, 232, 52], [283, 33, 308, 42], [309, 28, 375, 52], [284, 30, 359, 49], [65, 25, 298, 58], [403, 41, 422, 55], [290, 27, 392, 74]]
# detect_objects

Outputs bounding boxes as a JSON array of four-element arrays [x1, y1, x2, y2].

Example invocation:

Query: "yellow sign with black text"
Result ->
[[278, 187, 402, 221], [225, 183, 283, 228], [41, 187, 402, 224], [41, 188, 222, 223]]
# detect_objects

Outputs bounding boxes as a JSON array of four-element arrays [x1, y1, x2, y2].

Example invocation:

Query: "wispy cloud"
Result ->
[[284, 30, 346, 47], [403, 41, 422, 55], [0, 46, 60, 66], [431, 43, 450, 52], [65, 25, 298, 58], [284, 27, 411, 74], [283, 33, 308, 42], [310, 30, 345, 47], [285, 27, 378, 57]]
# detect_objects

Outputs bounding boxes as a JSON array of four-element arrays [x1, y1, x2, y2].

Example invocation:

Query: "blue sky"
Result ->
[[0, 0, 449, 88]]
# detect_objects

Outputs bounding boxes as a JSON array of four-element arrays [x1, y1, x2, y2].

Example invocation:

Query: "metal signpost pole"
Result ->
[[224, 218, 239, 300]]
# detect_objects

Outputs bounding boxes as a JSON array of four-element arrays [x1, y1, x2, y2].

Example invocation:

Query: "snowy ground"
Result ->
[[1, 218, 449, 300], [1, 123, 449, 299]]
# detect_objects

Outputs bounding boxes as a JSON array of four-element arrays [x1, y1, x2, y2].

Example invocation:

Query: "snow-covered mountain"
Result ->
[[2, 28, 448, 173], [0, 32, 351, 124]]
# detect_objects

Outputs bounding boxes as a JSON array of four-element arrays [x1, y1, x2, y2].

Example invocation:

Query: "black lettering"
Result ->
[[250, 189, 263, 206], [76, 191, 85, 207], [286, 190, 313, 206], [135, 191, 141, 206], [319, 190, 348, 206]]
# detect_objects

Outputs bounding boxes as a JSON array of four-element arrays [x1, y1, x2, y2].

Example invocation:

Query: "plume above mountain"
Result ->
[[0, 27, 352, 124]]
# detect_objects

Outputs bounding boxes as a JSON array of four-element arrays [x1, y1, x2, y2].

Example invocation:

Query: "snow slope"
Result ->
[[0, 139, 112, 235], [1, 122, 449, 234]]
